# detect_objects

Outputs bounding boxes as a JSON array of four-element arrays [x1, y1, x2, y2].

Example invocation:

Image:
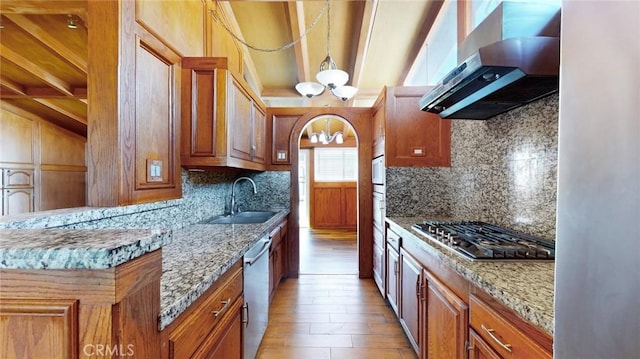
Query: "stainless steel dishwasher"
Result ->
[[243, 236, 271, 359]]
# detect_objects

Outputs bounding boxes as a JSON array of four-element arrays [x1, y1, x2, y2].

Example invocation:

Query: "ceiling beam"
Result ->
[[5, 14, 88, 75], [399, 0, 445, 86], [286, 1, 312, 83], [32, 98, 86, 125], [0, 75, 25, 95], [0, 0, 87, 15], [0, 44, 74, 96], [217, 2, 264, 94], [350, 0, 378, 89]]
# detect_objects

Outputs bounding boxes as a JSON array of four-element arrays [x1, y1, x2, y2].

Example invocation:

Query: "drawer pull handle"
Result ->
[[481, 324, 512, 352], [212, 298, 231, 317]]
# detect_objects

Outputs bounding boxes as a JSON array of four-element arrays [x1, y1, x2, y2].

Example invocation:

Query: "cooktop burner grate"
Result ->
[[412, 221, 555, 261]]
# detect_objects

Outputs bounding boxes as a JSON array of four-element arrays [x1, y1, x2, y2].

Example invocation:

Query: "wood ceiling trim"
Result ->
[[0, 44, 74, 96], [5, 14, 88, 75], [399, 0, 445, 86], [350, 0, 378, 90], [0, 0, 87, 15], [286, 1, 311, 82], [32, 98, 86, 125], [0, 75, 25, 94], [217, 1, 263, 94]]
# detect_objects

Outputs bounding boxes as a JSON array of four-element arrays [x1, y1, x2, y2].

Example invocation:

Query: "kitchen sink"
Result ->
[[205, 210, 277, 224]]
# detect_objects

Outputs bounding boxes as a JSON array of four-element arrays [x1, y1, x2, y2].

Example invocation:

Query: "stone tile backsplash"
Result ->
[[1, 170, 291, 230], [386, 94, 559, 240]]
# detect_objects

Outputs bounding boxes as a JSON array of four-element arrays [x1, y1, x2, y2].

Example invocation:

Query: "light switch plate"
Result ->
[[276, 150, 288, 161], [147, 159, 163, 182]]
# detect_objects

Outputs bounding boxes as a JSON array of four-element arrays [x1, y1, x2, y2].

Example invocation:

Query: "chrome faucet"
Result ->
[[230, 177, 257, 215]]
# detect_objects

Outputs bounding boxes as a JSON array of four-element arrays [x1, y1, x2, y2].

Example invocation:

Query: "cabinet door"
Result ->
[[386, 247, 400, 315], [0, 299, 78, 359], [400, 249, 422, 354], [252, 104, 266, 164], [191, 298, 243, 359], [3, 169, 34, 187], [384, 87, 451, 167], [229, 76, 254, 162], [469, 329, 502, 359], [3, 188, 34, 216], [424, 270, 469, 359]]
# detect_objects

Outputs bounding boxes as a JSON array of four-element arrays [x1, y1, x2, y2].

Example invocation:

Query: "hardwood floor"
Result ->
[[257, 228, 417, 359], [299, 228, 358, 275]]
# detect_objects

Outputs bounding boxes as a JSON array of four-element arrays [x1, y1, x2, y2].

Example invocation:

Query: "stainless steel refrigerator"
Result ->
[[555, 1, 640, 357]]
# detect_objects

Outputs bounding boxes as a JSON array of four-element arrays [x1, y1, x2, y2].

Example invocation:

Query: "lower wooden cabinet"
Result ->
[[423, 270, 469, 359], [191, 297, 244, 359], [469, 329, 501, 359], [0, 250, 163, 359], [269, 217, 288, 302], [162, 260, 243, 359], [399, 249, 422, 353], [380, 221, 554, 359], [469, 294, 552, 359], [386, 245, 400, 315]]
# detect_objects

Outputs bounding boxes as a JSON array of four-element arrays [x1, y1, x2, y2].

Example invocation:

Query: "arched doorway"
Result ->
[[297, 115, 358, 274], [277, 107, 373, 279]]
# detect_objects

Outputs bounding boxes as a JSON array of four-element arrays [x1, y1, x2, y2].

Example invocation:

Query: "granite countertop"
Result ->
[[0, 228, 171, 269], [158, 210, 288, 330], [387, 216, 555, 336]]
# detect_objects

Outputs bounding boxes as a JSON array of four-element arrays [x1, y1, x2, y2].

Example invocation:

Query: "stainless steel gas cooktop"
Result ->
[[412, 221, 555, 261]]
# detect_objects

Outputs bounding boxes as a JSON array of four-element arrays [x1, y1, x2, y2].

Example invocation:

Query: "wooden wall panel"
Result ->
[[343, 186, 358, 228], [0, 107, 35, 165], [312, 187, 343, 227], [135, 0, 205, 57], [0, 299, 78, 359], [40, 121, 86, 167], [40, 171, 86, 211]]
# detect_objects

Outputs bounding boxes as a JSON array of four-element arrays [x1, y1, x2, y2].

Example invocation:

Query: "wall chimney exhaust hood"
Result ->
[[419, 2, 561, 120]]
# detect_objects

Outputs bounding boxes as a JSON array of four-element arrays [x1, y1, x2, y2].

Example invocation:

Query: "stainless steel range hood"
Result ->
[[419, 2, 561, 120]]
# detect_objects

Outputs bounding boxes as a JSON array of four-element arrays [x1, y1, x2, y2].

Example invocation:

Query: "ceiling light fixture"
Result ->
[[67, 15, 78, 29], [309, 119, 344, 145], [295, 0, 358, 102]]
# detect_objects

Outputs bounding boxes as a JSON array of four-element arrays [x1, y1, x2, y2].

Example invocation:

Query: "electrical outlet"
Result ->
[[411, 147, 426, 157], [147, 159, 163, 182]]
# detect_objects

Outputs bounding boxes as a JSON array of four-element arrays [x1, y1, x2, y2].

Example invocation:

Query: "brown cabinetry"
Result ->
[[469, 329, 501, 359], [371, 86, 451, 166], [400, 249, 422, 353], [469, 294, 552, 359], [1, 168, 34, 216], [162, 260, 244, 359], [386, 227, 401, 315], [269, 217, 288, 302], [423, 271, 469, 359], [181, 57, 267, 171], [0, 250, 163, 359]]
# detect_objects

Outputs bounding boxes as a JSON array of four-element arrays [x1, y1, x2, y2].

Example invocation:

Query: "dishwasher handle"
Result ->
[[244, 239, 271, 266]]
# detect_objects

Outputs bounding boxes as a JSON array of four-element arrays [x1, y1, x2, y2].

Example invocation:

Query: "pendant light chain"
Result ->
[[326, 0, 331, 56], [210, 0, 329, 53]]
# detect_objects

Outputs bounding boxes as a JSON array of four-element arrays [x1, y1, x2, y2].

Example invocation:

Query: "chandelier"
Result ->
[[309, 119, 344, 145], [295, 0, 358, 101]]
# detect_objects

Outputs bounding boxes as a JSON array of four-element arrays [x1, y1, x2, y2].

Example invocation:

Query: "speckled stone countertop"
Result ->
[[159, 210, 289, 331], [0, 228, 171, 269], [387, 217, 555, 336]]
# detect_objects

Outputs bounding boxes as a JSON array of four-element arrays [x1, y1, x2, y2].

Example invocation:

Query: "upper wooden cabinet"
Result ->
[[181, 57, 267, 171], [372, 86, 451, 166]]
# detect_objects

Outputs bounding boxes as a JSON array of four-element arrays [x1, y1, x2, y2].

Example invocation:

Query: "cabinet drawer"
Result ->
[[386, 228, 401, 252], [169, 266, 243, 359], [470, 295, 551, 359], [3, 169, 34, 188]]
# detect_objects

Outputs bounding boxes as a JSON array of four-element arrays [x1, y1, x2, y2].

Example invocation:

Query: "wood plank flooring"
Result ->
[[256, 228, 417, 359]]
